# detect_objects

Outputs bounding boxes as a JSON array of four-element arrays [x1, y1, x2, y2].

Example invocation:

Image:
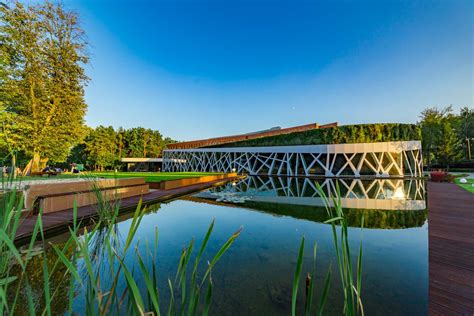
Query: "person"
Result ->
[[42, 165, 51, 173]]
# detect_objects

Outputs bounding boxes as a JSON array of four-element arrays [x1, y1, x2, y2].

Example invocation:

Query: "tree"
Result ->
[[458, 107, 474, 160], [436, 120, 462, 170], [418, 105, 473, 167], [69, 126, 175, 170], [0, 1, 89, 170], [84, 126, 116, 171], [418, 106, 454, 167]]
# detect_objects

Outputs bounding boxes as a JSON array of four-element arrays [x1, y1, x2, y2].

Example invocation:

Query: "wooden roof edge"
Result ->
[[167, 122, 339, 149]]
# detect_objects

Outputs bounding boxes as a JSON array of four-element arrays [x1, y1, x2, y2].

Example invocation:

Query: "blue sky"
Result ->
[[65, 0, 472, 141]]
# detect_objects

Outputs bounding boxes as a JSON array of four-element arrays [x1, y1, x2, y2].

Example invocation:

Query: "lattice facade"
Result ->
[[208, 176, 426, 202], [197, 176, 426, 210], [163, 141, 423, 178]]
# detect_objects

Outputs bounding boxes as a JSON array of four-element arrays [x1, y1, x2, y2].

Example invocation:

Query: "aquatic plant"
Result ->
[[0, 177, 241, 315], [292, 182, 364, 315]]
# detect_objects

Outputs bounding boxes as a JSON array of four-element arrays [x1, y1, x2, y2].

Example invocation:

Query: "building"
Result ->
[[162, 123, 423, 178], [121, 158, 163, 172]]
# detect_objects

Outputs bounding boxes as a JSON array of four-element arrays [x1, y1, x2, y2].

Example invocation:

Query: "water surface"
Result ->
[[24, 177, 429, 315]]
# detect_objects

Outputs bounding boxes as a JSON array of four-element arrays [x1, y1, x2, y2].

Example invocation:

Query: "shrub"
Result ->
[[430, 171, 455, 183]]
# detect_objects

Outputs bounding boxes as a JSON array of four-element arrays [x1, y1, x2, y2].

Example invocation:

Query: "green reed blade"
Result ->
[[0, 229, 24, 269], [52, 245, 82, 286], [117, 255, 145, 314], [292, 237, 305, 316], [167, 278, 175, 316], [317, 268, 332, 316], [203, 274, 213, 316], [201, 227, 242, 286], [136, 251, 160, 315]]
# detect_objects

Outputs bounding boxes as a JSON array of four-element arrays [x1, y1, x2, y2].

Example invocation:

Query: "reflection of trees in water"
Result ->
[[8, 243, 72, 315], [241, 201, 427, 229]]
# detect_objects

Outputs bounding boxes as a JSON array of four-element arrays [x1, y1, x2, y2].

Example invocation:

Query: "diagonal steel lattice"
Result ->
[[163, 141, 423, 178], [210, 176, 426, 201]]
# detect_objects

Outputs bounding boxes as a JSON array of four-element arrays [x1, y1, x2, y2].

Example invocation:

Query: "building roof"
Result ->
[[121, 158, 163, 163], [166, 122, 338, 150]]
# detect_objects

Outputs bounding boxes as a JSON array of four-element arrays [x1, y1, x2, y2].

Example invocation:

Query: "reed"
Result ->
[[291, 181, 364, 315], [0, 171, 241, 315]]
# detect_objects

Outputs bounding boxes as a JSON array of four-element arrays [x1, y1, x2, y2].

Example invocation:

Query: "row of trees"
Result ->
[[69, 126, 175, 171], [418, 106, 473, 168]]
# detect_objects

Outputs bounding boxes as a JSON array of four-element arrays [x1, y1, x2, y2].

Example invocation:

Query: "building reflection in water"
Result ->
[[192, 176, 427, 229]]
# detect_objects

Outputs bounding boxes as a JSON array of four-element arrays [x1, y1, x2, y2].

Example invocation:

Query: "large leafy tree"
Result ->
[[418, 105, 472, 167], [418, 106, 452, 167], [0, 1, 89, 169], [84, 126, 117, 171], [436, 120, 462, 169]]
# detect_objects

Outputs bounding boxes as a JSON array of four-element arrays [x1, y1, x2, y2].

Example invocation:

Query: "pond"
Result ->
[[19, 176, 428, 315]]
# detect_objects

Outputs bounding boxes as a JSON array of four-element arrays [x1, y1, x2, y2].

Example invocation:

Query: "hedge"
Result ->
[[209, 123, 421, 148]]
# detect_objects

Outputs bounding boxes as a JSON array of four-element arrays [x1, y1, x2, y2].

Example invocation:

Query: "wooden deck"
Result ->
[[15, 177, 238, 245], [428, 182, 474, 315]]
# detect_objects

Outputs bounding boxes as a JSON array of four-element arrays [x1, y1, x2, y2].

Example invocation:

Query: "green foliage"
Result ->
[[71, 126, 176, 170], [83, 126, 117, 171], [0, 1, 89, 163], [418, 106, 471, 167], [214, 123, 421, 148], [316, 183, 364, 315], [242, 200, 427, 229], [291, 184, 364, 315]]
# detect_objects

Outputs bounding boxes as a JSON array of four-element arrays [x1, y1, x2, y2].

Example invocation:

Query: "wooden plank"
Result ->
[[428, 182, 474, 315]]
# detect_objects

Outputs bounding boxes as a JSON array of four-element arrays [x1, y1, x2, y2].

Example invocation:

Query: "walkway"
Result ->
[[15, 177, 238, 245], [428, 182, 474, 315]]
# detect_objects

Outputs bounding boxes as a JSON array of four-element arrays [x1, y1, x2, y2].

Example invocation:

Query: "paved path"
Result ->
[[15, 177, 238, 245], [428, 182, 474, 315]]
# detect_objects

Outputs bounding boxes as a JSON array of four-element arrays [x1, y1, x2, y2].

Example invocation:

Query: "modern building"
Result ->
[[163, 123, 423, 178]]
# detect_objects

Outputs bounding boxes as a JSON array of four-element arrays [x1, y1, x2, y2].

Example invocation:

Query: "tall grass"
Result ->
[[0, 173, 241, 315], [291, 182, 364, 315]]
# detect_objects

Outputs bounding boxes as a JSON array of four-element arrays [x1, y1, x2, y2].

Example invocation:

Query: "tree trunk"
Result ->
[[31, 153, 42, 173], [11, 154, 17, 180]]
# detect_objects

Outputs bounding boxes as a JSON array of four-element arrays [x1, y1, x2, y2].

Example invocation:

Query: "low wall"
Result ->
[[24, 178, 147, 211], [39, 184, 149, 214], [154, 173, 238, 190]]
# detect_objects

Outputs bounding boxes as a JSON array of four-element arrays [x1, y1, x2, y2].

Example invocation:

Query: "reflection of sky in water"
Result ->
[[83, 193, 427, 315]]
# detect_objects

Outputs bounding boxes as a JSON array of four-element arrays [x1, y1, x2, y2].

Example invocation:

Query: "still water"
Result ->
[[33, 177, 429, 315]]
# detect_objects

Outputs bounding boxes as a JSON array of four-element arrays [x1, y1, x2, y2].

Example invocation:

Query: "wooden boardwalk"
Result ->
[[428, 182, 474, 315], [15, 177, 237, 245]]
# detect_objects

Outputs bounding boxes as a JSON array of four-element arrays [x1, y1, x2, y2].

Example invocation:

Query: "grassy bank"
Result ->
[[91, 171, 221, 182], [7, 172, 221, 183], [455, 177, 474, 193]]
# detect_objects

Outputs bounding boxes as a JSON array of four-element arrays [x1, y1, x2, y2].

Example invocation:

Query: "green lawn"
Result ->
[[455, 177, 474, 193], [91, 171, 221, 183], [7, 172, 221, 183]]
